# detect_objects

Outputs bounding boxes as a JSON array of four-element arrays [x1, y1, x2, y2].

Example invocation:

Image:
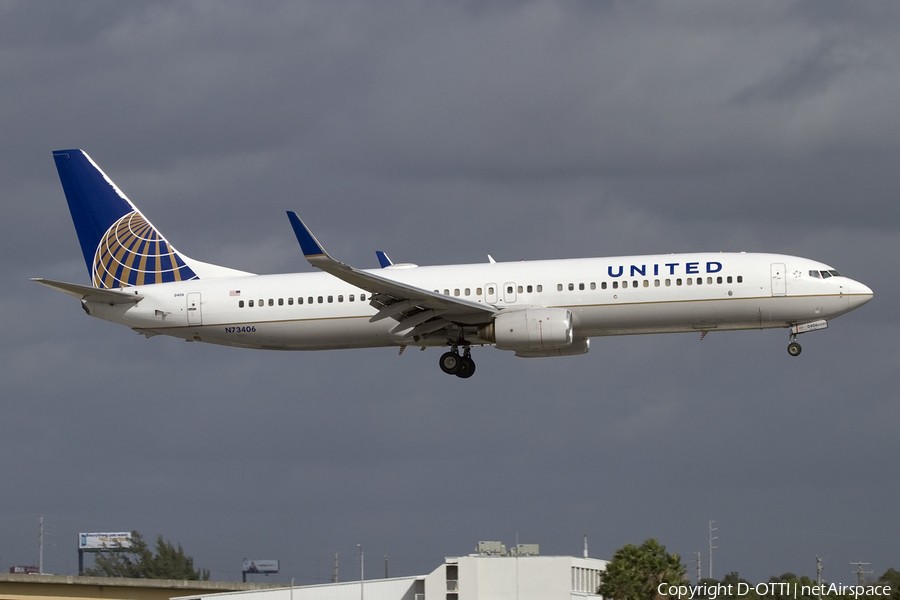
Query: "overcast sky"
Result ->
[[2, 0, 898, 587]]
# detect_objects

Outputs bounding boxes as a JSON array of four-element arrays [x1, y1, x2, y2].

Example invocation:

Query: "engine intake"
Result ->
[[478, 308, 573, 351]]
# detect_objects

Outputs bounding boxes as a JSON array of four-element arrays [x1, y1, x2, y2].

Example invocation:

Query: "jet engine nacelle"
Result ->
[[515, 337, 590, 358], [478, 308, 573, 351]]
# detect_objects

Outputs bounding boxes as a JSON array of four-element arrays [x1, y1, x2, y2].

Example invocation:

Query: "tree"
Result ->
[[598, 538, 687, 600], [84, 531, 210, 580], [877, 569, 900, 600]]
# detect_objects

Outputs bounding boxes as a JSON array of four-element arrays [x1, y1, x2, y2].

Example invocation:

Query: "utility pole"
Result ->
[[816, 556, 824, 600], [357, 544, 364, 600], [850, 561, 872, 586], [332, 552, 339, 583], [708, 521, 719, 580], [37, 514, 54, 574], [696, 552, 702, 584], [39, 515, 44, 574]]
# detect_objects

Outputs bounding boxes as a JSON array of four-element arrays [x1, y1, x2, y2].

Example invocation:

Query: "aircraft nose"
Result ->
[[847, 279, 874, 307]]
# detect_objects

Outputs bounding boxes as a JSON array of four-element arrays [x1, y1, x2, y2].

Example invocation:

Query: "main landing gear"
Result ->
[[787, 332, 802, 357], [439, 345, 476, 378]]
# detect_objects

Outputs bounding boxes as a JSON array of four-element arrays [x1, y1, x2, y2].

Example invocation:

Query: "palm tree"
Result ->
[[598, 538, 687, 600]]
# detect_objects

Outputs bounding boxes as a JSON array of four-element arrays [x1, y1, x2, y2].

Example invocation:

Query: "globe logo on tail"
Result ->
[[92, 211, 197, 288]]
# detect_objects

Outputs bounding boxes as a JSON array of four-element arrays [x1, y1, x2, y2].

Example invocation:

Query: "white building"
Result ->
[[174, 549, 606, 600]]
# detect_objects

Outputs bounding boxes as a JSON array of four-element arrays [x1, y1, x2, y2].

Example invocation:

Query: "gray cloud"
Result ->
[[1, 0, 897, 586]]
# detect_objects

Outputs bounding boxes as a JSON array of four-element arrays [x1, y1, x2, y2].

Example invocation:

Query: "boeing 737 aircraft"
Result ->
[[34, 149, 873, 378]]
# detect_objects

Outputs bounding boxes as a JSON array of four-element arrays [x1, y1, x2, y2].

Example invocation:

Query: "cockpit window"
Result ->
[[809, 270, 821, 278], [828, 270, 841, 277], [820, 271, 831, 279]]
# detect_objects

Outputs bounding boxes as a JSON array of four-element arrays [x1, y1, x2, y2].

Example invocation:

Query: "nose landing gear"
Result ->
[[787, 332, 802, 357], [439, 345, 476, 378]]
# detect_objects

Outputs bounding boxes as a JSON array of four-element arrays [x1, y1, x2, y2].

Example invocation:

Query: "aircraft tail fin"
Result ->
[[52, 149, 250, 288]]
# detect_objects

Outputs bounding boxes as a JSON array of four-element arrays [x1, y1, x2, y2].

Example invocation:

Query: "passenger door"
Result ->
[[187, 292, 203, 325], [771, 263, 786, 297]]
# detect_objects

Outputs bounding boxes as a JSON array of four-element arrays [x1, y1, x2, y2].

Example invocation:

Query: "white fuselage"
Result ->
[[82, 252, 873, 352]]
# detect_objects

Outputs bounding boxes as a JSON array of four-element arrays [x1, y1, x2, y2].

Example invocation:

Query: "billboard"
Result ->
[[9, 566, 39, 574], [242, 559, 279, 573], [79, 532, 133, 551]]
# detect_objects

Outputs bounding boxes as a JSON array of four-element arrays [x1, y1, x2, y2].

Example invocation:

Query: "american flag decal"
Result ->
[[230, 290, 241, 296]]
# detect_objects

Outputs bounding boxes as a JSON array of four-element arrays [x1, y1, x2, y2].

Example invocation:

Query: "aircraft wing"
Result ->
[[31, 278, 144, 304], [287, 212, 498, 337]]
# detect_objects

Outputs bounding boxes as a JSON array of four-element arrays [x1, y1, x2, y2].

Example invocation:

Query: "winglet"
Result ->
[[286, 211, 330, 259], [376, 251, 393, 268]]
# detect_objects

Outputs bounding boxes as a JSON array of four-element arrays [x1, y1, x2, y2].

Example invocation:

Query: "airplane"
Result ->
[[34, 149, 873, 378]]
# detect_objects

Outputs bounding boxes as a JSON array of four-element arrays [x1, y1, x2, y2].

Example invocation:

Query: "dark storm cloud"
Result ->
[[2, 0, 898, 586]]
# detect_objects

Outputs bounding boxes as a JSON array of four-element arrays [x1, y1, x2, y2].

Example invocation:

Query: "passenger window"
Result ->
[[308, 297, 313, 304], [517, 285, 523, 293], [318, 296, 323, 303], [360, 294, 366, 301], [590, 282, 596, 290], [477, 288, 483, 295], [536, 285, 542, 292], [239, 300, 245, 308], [633, 280, 638, 288], [338, 295, 343, 302], [288, 297, 293, 305], [687, 279, 692, 286], [601, 282, 607, 290], [444, 289, 450, 295], [622, 281, 628, 289], [726, 276, 732, 284], [613, 281, 618, 289], [666, 279, 671, 286], [717, 277, 722, 284], [249, 300, 254, 307], [349, 294, 354, 302], [654, 280, 660, 287], [278, 298, 284, 306], [676, 279, 682, 286], [455, 289, 461, 296], [568, 283, 574, 291], [507, 286, 513, 294], [578, 283, 584, 291], [259, 299, 264, 307], [488, 287, 494, 295], [465, 288, 471, 296], [696, 278, 701, 285], [526, 285, 533, 293], [557, 284, 563, 291], [737, 276, 743, 283], [643, 280, 649, 288], [298, 297, 304, 304], [328, 296, 333, 303]]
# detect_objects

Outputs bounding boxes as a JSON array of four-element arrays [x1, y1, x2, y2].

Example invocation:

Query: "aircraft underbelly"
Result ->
[[570, 295, 847, 337]]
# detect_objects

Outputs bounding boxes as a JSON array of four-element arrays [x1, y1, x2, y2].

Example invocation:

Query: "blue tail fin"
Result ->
[[53, 149, 199, 288]]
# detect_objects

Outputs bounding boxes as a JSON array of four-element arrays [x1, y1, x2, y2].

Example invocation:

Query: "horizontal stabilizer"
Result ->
[[31, 278, 143, 305]]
